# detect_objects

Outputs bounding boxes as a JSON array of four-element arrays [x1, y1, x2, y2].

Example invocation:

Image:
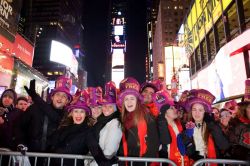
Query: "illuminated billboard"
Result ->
[[13, 34, 34, 67], [111, 48, 125, 88], [112, 17, 124, 25], [112, 35, 125, 48], [164, 46, 188, 85], [50, 40, 78, 76], [114, 25, 124, 35], [190, 30, 250, 101], [184, 0, 233, 54], [112, 49, 124, 67], [112, 68, 124, 88]]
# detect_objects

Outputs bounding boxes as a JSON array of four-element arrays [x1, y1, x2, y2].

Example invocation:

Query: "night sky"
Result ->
[[82, 0, 148, 87]]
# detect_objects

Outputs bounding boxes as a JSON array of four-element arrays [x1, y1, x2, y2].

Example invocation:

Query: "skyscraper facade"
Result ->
[[18, 0, 86, 88], [152, 0, 191, 81]]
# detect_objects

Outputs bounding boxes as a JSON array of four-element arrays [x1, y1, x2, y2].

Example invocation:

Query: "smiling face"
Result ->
[[141, 87, 155, 104], [191, 103, 205, 123], [91, 106, 102, 119], [71, 109, 86, 124], [102, 104, 115, 116], [51, 92, 69, 109], [124, 94, 137, 112]]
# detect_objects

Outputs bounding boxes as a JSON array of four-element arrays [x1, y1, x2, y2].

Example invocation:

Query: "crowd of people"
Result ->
[[0, 76, 249, 166]]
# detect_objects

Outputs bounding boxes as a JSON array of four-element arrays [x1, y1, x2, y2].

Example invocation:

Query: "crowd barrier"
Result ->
[[0, 150, 249, 166], [192, 158, 249, 166]]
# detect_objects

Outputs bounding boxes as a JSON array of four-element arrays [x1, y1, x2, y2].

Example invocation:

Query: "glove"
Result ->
[[157, 115, 171, 147], [24, 79, 37, 98], [0, 107, 8, 116], [177, 131, 196, 156], [17, 144, 28, 155]]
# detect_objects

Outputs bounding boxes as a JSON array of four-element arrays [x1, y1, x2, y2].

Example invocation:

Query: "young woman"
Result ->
[[48, 93, 91, 166], [118, 77, 159, 166], [154, 91, 190, 166], [86, 94, 122, 166], [88, 87, 103, 126], [177, 89, 230, 164]]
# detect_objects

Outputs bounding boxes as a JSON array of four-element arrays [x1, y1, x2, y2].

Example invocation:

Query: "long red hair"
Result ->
[[121, 98, 148, 131]]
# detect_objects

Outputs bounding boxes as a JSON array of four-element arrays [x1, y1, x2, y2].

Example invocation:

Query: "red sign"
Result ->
[[12, 34, 34, 66], [0, 34, 13, 53]]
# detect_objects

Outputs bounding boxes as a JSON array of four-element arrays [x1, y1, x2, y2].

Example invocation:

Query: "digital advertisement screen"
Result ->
[[112, 35, 125, 48], [190, 34, 248, 102], [112, 49, 124, 67], [112, 68, 124, 88], [50, 40, 78, 76], [114, 25, 124, 35]]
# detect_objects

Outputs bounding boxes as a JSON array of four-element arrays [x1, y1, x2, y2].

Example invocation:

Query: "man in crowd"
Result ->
[[15, 76, 72, 153], [140, 82, 159, 117], [15, 96, 29, 111]]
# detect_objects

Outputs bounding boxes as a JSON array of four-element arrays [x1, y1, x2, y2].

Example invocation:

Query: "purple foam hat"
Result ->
[[100, 81, 117, 105], [152, 79, 166, 91], [67, 90, 91, 116], [238, 79, 250, 106], [88, 87, 103, 107], [177, 90, 190, 109], [140, 81, 159, 93], [118, 77, 142, 105], [50, 76, 73, 102], [185, 89, 215, 113], [152, 90, 174, 112]]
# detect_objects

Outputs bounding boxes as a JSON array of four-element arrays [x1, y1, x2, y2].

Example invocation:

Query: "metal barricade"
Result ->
[[0, 151, 177, 166], [118, 156, 177, 166], [193, 159, 250, 166]]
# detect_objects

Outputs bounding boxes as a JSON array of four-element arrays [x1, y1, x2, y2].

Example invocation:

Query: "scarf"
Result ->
[[124, 111, 136, 130], [145, 102, 159, 118], [94, 111, 120, 140], [207, 134, 217, 166], [239, 117, 250, 124], [122, 118, 147, 157], [168, 120, 190, 166]]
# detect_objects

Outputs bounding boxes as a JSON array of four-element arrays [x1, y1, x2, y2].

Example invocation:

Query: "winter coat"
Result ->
[[0, 104, 22, 150], [14, 95, 66, 152], [177, 121, 230, 161], [86, 111, 122, 166], [48, 121, 90, 166], [118, 113, 159, 166], [227, 117, 250, 160]]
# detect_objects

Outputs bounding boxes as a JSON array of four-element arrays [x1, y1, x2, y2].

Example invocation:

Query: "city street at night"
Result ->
[[0, 0, 250, 165]]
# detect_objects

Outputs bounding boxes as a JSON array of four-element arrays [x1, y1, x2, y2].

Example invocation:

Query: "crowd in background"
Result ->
[[0, 76, 249, 166]]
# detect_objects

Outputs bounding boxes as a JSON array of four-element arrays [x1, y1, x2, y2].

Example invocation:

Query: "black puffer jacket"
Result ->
[[48, 121, 90, 166]]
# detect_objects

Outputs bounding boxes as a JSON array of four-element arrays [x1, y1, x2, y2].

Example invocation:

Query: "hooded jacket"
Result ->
[[0, 89, 21, 150]]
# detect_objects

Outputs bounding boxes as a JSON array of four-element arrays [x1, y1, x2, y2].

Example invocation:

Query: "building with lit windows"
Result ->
[[18, 0, 86, 90], [183, 0, 250, 102], [146, 0, 159, 80], [151, 0, 191, 96]]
